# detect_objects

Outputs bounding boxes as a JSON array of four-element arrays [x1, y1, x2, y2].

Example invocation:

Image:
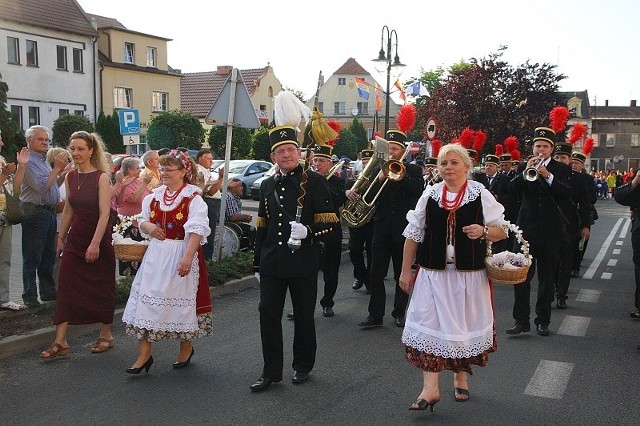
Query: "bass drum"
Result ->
[[213, 222, 243, 258]]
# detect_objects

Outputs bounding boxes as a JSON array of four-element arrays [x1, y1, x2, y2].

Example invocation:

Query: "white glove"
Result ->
[[254, 272, 260, 282], [289, 222, 308, 240]]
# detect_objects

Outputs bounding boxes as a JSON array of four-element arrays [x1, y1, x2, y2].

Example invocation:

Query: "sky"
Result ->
[[77, 0, 639, 107]]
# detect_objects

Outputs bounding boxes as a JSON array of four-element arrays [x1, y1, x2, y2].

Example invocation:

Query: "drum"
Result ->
[[213, 222, 243, 258]]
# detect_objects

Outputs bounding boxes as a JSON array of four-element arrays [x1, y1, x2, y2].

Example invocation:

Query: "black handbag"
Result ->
[[3, 183, 24, 225]]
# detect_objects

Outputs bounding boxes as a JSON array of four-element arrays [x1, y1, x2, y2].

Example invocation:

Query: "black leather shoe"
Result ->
[[286, 312, 294, 320], [505, 323, 531, 335], [630, 310, 640, 319], [292, 371, 309, 384], [358, 316, 383, 328], [173, 348, 194, 369], [536, 324, 550, 336], [570, 269, 580, 278], [557, 299, 567, 309], [250, 376, 282, 392], [394, 316, 405, 327], [352, 279, 363, 290], [322, 306, 334, 317]]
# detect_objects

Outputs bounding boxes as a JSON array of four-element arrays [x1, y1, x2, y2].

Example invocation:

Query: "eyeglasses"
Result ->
[[273, 147, 298, 157], [32, 137, 50, 142], [159, 167, 181, 173]]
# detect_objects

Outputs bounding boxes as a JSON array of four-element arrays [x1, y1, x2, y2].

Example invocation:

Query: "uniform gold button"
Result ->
[[278, 241, 283, 245]]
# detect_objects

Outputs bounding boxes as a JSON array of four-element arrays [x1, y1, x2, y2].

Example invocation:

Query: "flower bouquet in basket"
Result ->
[[112, 214, 148, 261], [484, 221, 531, 285]]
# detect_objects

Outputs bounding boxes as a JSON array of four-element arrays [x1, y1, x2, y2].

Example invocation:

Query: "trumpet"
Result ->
[[524, 155, 544, 181], [325, 160, 344, 180]]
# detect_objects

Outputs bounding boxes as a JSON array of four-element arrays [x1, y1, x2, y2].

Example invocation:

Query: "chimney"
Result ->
[[216, 66, 233, 75], [605, 100, 609, 106], [631, 100, 637, 107]]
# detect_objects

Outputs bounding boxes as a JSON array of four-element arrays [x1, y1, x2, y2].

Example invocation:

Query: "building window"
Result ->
[[28, 106, 40, 126], [606, 133, 616, 147], [74, 110, 84, 116], [7, 37, 19, 64], [10, 105, 23, 129], [338, 78, 346, 86], [317, 102, 323, 114], [334, 102, 346, 115], [357, 102, 369, 115], [124, 42, 135, 64], [59, 109, 69, 117], [26, 40, 38, 66], [146, 46, 157, 67], [114, 87, 133, 108], [632, 134, 639, 147], [152, 91, 168, 112], [72, 48, 83, 72], [56, 45, 67, 70]]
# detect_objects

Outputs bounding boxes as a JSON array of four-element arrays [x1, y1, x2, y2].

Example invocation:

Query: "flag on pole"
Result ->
[[354, 77, 370, 100], [375, 83, 382, 111], [407, 81, 429, 96], [394, 79, 407, 104]]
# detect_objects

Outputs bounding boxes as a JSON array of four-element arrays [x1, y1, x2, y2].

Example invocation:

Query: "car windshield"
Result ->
[[227, 161, 252, 174]]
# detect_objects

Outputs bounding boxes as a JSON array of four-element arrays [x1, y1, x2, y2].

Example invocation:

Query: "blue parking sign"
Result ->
[[118, 109, 140, 135]]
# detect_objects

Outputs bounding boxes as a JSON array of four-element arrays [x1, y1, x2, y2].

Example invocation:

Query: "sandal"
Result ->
[[1, 301, 27, 311], [41, 343, 69, 359], [91, 337, 115, 353], [454, 387, 470, 402]]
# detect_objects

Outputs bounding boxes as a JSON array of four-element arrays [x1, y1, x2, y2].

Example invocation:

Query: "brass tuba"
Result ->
[[342, 137, 410, 228]]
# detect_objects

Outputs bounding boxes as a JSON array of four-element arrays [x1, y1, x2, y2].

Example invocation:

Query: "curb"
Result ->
[[0, 251, 350, 360]]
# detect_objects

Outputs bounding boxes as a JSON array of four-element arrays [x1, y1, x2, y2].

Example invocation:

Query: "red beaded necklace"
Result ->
[[163, 183, 186, 205], [442, 181, 467, 211]]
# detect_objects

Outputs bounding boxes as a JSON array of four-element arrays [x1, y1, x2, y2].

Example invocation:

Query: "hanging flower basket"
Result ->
[[485, 221, 531, 285]]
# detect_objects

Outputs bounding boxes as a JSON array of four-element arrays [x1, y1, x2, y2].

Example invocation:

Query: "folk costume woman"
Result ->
[[123, 150, 212, 374], [398, 143, 507, 410]]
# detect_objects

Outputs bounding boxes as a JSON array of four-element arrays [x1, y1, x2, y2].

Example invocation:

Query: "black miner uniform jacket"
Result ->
[[323, 173, 347, 243], [253, 165, 340, 278]]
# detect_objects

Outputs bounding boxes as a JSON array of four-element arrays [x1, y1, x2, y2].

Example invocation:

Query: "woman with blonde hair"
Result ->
[[41, 131, 116, 359]]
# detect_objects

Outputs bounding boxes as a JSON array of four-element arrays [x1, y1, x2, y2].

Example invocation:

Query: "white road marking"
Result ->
[[615, 241, 623, 246], [575, 289, 601, 303], [607, 259, 618, 266], [601, 272, 612, 279], [583, 218, 624, 279], [612, 249, 621, 255], [619, 217, 630, 238], [557, 315, 591, 336], [525, 360, 574, 399]]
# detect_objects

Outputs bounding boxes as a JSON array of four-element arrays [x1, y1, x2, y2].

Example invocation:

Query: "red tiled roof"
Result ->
[[86, 13, 126, 30], [181, 67, 269, 118], [332, 58, 371, 76], [1, 0, 97, 37]]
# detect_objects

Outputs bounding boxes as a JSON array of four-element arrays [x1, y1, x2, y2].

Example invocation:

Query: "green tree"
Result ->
[[95, 111, 125, 153], [333, 127, 357, 159], [51, 114, 94, 147], [349, 118, 369, 152], [207, 125, 253, 159], [0, 73, 22, 162], [146, 110, 204, 150], [252, 125, 272, 160]]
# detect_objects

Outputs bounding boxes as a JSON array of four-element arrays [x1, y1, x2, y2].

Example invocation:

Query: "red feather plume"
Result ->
[[549, 106, 570, 133], [396, 104, 417, 133], [326, 120, 341, 146], [583, 138, 594, 156], [372, 131, 382, 139], [568, 122, 588, 144], [495, 144, 504, 156], [510, 150, 521, 160], [431, 139, 442, 157], [504, 136, 519, 152], [458, 127, 474, 148], [473, 130, 487, 152]]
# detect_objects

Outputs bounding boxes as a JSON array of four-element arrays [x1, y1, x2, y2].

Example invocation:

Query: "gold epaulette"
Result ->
[[256, 216, 267, 228], [314, 212, 339, 223]]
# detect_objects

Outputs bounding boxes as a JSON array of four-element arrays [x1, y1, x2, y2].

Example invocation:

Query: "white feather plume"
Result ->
[[274, 91, 311, 131]]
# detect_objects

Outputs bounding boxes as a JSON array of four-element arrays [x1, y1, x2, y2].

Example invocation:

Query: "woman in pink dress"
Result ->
[[41, 131, 115, 359]]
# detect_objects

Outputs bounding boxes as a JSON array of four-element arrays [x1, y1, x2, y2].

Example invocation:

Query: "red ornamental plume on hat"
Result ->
[[495, 144, 504, 156], [582, 137, 594, 156], [504, 136, 519, 152], [458, 127, 474, 148], [372, 131, 382, 139], [511, 150, 521, 161], [549, 106, 570, 133], [568, 122, 588, 144], [396, 104, 417, 132], [326, 120, 341, 146], [431, 139, 442, 157], [473, 130, 487, 152]]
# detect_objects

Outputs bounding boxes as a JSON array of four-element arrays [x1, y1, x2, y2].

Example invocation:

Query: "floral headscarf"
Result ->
[[169, 150, 194, 183]]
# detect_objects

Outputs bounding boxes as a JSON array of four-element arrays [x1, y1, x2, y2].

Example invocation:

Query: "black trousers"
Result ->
[[367, 223, 408, 320], [259, 274, 318, 379], [320, 237, 342, 308], [202, 197, 220, 260], [513, 232, 567, 327], [555, 230, 576, 301], [571, 228, 590, 271], [348, 222, 373, 287], [632, 227, 640, 309]]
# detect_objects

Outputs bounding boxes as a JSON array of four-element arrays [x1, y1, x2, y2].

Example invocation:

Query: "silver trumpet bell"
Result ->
[[524, 155, 544, 181]]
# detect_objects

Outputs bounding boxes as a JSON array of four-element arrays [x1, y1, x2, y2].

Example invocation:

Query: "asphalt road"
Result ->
[[1, 198, 639, 425]]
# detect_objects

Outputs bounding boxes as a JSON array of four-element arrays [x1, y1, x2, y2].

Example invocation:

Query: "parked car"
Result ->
[[112, 154, 139, 172], [250, 163, 277, 200], [216, 160, 272, 198]]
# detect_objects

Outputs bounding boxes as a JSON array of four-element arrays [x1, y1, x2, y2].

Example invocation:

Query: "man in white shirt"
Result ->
[[196, 149, 224, 260]]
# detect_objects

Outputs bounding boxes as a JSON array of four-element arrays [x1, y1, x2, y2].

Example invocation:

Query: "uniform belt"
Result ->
[[24, 202, 56, 211]]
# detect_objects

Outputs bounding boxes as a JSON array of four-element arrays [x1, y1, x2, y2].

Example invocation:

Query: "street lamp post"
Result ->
[[372, 25, 405, 134]]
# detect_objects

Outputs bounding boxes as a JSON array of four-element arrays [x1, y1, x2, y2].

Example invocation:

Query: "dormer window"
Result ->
[[124, 42, 135, 64]]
